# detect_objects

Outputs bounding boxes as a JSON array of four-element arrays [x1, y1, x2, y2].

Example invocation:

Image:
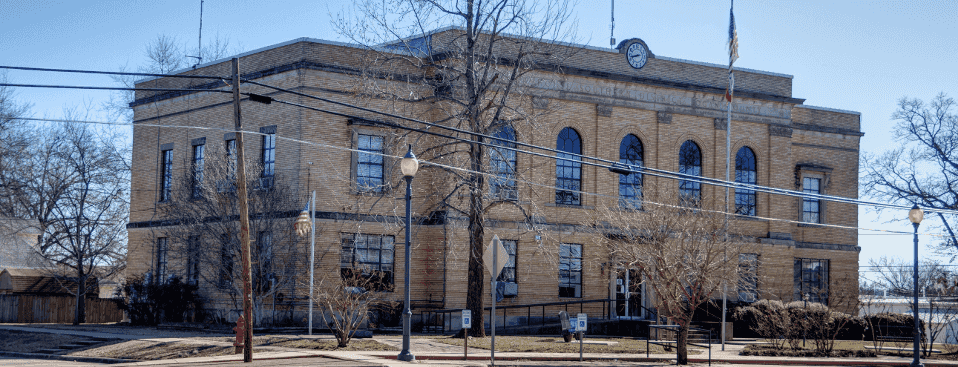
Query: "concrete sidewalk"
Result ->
[[3, 325, 958, 367]]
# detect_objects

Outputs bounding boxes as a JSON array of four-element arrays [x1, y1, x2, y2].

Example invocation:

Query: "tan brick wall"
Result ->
[[128, 34, 861, 317]]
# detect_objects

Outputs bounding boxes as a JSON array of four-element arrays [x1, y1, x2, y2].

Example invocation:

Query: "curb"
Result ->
[[0, 351, 136, 364], [378, 354, 958, 367]]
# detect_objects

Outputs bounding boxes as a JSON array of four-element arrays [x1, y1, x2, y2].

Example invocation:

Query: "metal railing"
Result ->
[[647, 324, 711, 366], [418, 298, 613, 334]]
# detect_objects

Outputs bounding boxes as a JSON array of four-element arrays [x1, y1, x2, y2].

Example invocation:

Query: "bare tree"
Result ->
[[335, 0, 577, 337], [19, 118, 129, 324], [314, 267, 398, 347], [868, 256, 946, 297], [595, 191, 745, 365], [862, 93, 958, 257], [154, 142, 303, 326], [0, 72, 33, 216]]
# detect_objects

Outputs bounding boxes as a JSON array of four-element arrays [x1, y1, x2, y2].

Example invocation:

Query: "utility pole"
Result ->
[[231, 57, 254, 363]]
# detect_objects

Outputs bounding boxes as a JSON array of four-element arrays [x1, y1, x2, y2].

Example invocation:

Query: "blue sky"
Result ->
[[2, 0, 956, 273]]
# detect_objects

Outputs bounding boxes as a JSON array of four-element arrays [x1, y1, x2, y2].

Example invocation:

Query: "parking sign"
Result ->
[[576, 313, 587, 332], [462, 310, 471, 329]]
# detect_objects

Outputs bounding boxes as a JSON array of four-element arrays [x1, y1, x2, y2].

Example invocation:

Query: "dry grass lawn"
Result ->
[[71, 340, 235, 360], [0, 330, 116, 353], [432, 335, 700, 354]]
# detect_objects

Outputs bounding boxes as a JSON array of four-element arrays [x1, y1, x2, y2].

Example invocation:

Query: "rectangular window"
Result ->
[[160, 149, 173, 202], [356, 134, 385, 192], [802, 177, 822, 223], [559, 243, 582, 298], [794, 258, 829, 304], [341, 233, 394, 291], [261, 134, 275, 188], [497, 240, 517, 283], [738, 253, 758, 302], [156, 237, 168, 282], [225, 138, 236, 175], [219, 236, 234, 288], [192, 144, 205, 198], [256, 231, 273, 292], [186, 236, 200, 285]]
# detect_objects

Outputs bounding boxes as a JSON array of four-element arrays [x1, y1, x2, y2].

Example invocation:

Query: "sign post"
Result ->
[[462, 309, 471, 361], [577, 313, 587, 362], [483, 235, 508, 367]]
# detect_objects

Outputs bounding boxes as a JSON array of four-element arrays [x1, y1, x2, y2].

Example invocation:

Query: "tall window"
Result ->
[[261, 133, 275, 188], [559, 243, 582, 298], [160, 149, 172, 202], [191, 144, 205, 198], [678, 140, 702, 206], [186, 236, 200, 285], [618, 134, 644, 209], [555, 127, 582, 206], [219, 239, 234, 288], [490, 126, 517, 199], [738, 253, 758, 302], [256, 231, 273, 292], [795, 258, 829, 304], [735, 146, 757, 216], [356, 134, 385, 192], [802, 177, 822, 223], [497, 240, 517, 283], [155, 237, 168, 282], [341, 233, 395, 291], [225, 139, 236, 177]]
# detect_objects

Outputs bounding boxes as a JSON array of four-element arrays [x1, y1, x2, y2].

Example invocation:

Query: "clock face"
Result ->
[[626, 43, 648, 69]]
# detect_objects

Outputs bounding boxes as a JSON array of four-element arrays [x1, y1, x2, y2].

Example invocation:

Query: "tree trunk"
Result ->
[[465, 142, 486, 337], [676, 322, 689, 365]]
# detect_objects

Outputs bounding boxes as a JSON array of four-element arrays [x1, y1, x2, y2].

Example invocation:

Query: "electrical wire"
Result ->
[[240, 79, 958, 216], [18, 115, 952, 239], [0, 65, 224, 80], [0, 83, 232, 94]]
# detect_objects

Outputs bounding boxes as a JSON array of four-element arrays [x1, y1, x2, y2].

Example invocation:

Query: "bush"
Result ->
[[117, 275, 202, 325], [863, 313, 923, 341]]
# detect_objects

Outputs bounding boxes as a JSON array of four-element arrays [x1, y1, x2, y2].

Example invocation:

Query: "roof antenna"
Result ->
[[187, 0, 204, 69], [610, 0, 616, 49]]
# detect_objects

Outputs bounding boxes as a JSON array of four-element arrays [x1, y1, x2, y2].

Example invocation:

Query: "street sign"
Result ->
[[462, 310, 471, 329], [483, 235, 509, 278], [577, 313, 587, 332]]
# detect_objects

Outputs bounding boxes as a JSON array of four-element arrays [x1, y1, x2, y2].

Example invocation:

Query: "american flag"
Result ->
[[728, 3, 739, 67]]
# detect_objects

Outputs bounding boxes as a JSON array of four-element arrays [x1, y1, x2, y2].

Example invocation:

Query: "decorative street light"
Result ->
[[909, 204, 924, 367], [398, 144, 419, 362]]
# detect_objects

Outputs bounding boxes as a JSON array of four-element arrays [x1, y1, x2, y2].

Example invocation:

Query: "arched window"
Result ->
[[618, 134, 643, 209], [490, 126, 517, 199], [555, 127, 582, 205], [735, 146, 757, 216], [678, 140, 702, 206]]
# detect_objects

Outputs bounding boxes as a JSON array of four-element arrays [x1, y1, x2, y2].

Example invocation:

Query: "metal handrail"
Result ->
[[417, 298, 614, 334]]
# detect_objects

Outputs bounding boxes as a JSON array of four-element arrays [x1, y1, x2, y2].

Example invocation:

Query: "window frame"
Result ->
[[354, 132, 386, 193], [340, 233, 395, 292], [159, 149, 173, 202], [155, 237, 168, 282], [186, 235, 200, 285], [260, 130, 276, 189], [555, 127, 583, 206], [256, 231, 273, 292], [558, 243, 583, 298], [738, 253, 759, 302], [497, 239, 518, 284], [802, 176, 823, 224], [678, 140, 702, 207], [734, 146, 757, 216], [794, 258, 829, 305], [191, 143, 205, 199], [490, 126, 518, 200], [618, 134, 644, 209]]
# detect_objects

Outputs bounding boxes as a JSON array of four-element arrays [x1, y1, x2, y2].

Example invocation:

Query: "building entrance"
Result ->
[[615, 268, 644, 319]]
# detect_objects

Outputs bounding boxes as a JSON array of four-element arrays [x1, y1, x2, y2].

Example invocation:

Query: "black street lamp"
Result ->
[[398, 144, 419, 362], [909, 204, 924, 367]]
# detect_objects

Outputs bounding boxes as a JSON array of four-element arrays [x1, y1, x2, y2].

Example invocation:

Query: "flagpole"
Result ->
[[308, 190, 316, 335], [722, 0, 737, 351]]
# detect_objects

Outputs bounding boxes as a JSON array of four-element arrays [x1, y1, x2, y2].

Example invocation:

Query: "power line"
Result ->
[[19, 115, 952, 239], [0, 65, 224, 80], [240, 80, 958, 216], [0, 83, 231, 94]]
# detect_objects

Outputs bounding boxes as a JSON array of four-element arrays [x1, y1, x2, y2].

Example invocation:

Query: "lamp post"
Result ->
[[909, 204, 924, 367], [398, 145, 419, 362]]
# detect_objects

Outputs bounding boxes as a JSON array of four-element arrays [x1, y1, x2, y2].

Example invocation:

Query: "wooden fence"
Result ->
[[0, 295, 124, 323]]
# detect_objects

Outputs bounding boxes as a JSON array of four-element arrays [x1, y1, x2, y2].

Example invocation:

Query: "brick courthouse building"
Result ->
[[127, 28, 861, 325]]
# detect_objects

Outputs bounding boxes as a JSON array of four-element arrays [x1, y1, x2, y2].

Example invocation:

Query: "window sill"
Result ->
[[798, 223, 824, 228], [733, 215, 765, 222], [546, 203, 594, 210]]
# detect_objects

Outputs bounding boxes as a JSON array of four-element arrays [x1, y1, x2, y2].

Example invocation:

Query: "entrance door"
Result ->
[[615, 268, 643, 318]]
